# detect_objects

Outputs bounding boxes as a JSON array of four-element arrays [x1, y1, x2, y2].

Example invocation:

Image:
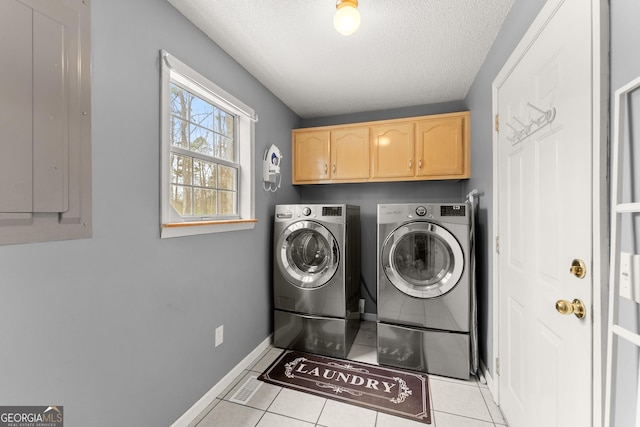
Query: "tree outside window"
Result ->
[[169, 83, 238, 218]]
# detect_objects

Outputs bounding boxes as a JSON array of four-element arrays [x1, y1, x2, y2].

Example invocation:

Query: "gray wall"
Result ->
[[464, 0, 638, 425], [298, 0, 549, 375], [611, 1, 640, 425], [301, 101, 466, 128], [299, 181, 467, 315], [299, 101, 467, 314], [2, 0, 636, 425], [0, 0, 301, 426]]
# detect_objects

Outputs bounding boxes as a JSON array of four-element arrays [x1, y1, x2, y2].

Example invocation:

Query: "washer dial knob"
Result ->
[[415, 206, 427, 216], [301, 207, 312, 216]]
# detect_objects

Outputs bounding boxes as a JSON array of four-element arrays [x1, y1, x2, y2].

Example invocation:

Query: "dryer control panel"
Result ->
[[441, 205, 466, 217], [378, 203, 470, 225]]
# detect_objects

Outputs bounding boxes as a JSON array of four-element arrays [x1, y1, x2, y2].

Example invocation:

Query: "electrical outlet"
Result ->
[[633, 255, 640, 303], [215, 325, 224, 347], [359, 298, 365, 314], [620, 252, 633, 300]]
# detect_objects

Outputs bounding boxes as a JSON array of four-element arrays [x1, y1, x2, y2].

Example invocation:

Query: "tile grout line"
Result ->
[[194, 330, 507, 426], [433, 409, 496, 425], [315, 399, 329, 426]]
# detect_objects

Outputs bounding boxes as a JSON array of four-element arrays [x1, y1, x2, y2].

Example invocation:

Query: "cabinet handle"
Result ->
[[324, 164, 328, 174], [332, 164, 336, 173], [418, 159, 423, 169], [409, 159, 412, 169]]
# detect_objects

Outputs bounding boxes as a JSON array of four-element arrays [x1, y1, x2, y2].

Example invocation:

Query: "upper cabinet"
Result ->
[[292, 111, 469, 185], [330, 127, 370, 181], [415, 115, 469, 179], [370, 123, 414, 179], [293, 130, 330, 182], [293, 127, 370, 183]]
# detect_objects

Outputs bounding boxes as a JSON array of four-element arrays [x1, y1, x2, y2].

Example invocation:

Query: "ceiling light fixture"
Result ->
[[334, 0, 360, 36]]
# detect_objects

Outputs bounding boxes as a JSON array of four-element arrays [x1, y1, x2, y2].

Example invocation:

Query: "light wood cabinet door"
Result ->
[[415, 115, 469, 178], [293, 130, 330, 182], [330, 127, 369, 181], [370, 123, 415, 179], [292, 111, 470, 184]]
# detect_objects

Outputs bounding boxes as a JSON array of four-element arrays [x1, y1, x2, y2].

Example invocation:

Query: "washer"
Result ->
[[273, 204, 360, 358], [377, 202, 471, 379]]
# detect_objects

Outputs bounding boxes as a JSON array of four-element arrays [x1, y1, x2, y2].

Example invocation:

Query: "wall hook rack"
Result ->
[[506, 102, 557, 144]]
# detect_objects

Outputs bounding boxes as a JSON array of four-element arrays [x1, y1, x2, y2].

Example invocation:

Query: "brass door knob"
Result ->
[[555, 298, 586, 319], [570, 259, 586, 278]]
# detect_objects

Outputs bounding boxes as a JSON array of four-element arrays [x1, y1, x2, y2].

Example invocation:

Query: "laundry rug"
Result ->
[[258, 349, 431, 424]]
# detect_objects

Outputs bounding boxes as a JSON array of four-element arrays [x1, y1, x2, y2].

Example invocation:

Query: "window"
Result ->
[[160, 50, 256, 238], [169, 82, 238, 218]]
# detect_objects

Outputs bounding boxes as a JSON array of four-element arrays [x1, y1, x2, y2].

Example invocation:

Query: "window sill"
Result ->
[[161, 218, 257, 239]]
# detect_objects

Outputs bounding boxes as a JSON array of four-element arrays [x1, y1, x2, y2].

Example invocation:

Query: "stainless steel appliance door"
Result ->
[[381, 221, 464, 298], [276, 220, 339, 289]]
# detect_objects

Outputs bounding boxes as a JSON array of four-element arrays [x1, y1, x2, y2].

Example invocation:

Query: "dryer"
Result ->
[[377, 202, 471, 379], [273, 204, 360, 358]]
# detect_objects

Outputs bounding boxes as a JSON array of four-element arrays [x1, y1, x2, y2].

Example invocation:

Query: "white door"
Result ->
[[495, 0, 596, 425]]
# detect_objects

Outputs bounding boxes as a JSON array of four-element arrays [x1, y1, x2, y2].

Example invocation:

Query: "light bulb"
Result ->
[[334, 5, 360, 36]]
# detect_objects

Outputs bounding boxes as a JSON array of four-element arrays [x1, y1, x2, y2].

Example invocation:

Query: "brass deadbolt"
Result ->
[[570, 259, 586, 279]]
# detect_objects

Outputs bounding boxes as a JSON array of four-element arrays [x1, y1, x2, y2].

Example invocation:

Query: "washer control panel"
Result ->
[[274, 204, 348, 222], [413, 205, 434, 218]]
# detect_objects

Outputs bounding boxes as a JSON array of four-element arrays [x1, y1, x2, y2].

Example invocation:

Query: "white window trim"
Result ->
[[159, 50, 256, 238]]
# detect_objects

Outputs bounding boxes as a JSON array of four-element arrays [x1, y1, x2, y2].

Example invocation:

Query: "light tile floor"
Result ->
[[189, 321, 508, 427]]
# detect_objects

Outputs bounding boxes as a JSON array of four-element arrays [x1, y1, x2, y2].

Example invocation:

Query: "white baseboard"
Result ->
[[171, 335, 273, 427], [361, 312, 377, 322], [480, 359, 498, 403]]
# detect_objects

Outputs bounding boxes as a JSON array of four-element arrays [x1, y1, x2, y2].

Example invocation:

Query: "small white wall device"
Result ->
[[263, 144, 282, 192]]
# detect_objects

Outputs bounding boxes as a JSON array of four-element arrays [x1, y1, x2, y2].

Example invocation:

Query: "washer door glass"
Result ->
[[381, 222, 464, 298], [277, 221, 339, 289]]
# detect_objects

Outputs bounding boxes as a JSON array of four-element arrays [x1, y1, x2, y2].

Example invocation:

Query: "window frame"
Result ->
[[160, 50, 256, 238]]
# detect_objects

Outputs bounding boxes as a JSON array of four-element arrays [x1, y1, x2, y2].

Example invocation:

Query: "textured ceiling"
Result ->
[[167, 0, 514, 119]]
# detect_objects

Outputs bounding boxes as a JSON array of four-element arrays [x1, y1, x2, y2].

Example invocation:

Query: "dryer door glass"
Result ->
[[277, 221, 339, 289], [382, 222, 464, 298]]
